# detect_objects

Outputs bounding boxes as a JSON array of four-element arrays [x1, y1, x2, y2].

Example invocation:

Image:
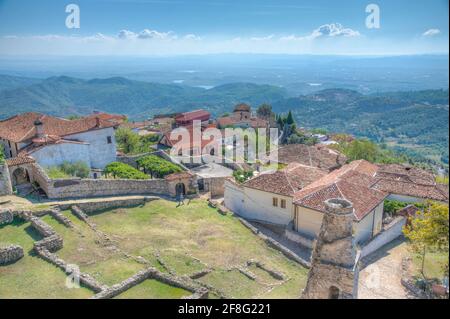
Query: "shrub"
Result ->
[[233, 169, 254, 183], [136, 155, 183, 178], [46, 161, 90, 179], [0, 145, 4, 164], [104, 162, 149, 180], [46, 167, 71, 179], [59, 161, 90, 178]]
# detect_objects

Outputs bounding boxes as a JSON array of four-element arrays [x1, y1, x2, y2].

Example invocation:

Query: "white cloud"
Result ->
[[118, 29, 137, 39], [310, 23, 360, 38], [423, 29, 441, 37], [184, 34, 202, 41], [137, 29, 176, 40], [250, 34, 274, 41], [280, 23, 360, 42]]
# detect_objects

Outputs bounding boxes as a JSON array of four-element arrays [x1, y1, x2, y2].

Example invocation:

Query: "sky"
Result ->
[[0, 0, 448, 56]]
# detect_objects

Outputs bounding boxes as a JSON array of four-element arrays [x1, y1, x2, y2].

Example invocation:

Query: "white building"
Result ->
[[0, 112, 118, 171]]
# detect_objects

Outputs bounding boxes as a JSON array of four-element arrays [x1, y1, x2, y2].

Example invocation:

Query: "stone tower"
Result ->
[[301, 198, 359, 299]]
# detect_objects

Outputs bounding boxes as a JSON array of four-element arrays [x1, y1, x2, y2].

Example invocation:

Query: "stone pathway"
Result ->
[[249, 221, 312, 263], [358, 238, 411, 299]]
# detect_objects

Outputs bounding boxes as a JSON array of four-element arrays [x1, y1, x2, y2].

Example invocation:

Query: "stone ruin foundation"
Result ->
[[0, 244, 24, 265], [301, 198, 359, 299]]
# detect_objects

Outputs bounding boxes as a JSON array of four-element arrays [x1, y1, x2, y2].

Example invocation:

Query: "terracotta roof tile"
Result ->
[[294, 160, 387, 221], [5, 156, 36, 167], [0, 112, 117, 143], [264, 144, 347, 172]]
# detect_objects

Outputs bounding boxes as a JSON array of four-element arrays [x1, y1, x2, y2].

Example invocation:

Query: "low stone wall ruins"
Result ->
[[0, 244, 24, 265], [91, 266, 206, 299], [0, 209, 14, 225], [56, 196, 158, 214]]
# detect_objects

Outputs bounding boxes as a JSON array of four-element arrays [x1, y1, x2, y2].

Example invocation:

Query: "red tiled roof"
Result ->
[[244, 163, 327, 196], [0, 112, 117, 143], [217, 116, 267, 128], [175, 110, 210, 123], [264, 144, 348, 172], [5, 156, 36, 167], [86, 112, 126, 124], [160, 126, 215, 150], [293, 160, 388, 221]]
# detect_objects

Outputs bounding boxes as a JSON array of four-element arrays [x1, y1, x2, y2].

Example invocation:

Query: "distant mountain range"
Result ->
[[0, 75, 288, 119], [0, 74, 448, 166]]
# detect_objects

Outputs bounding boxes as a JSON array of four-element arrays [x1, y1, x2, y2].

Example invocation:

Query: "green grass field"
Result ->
[[1, 199, 308, 299]]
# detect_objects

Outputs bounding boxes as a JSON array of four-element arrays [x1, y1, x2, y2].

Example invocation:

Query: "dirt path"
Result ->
[[358, 238, 411, 299]]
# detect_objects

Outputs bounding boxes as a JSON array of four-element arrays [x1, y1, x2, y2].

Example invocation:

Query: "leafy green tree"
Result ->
[[256, 104, 275, 121], [115, 127, 141, 154], [136, 155, 183, 178], [404, 202, 449, 278], [286, 111, 295, 125], [104, 162, 149, 180], [0, 144, 5, 164]]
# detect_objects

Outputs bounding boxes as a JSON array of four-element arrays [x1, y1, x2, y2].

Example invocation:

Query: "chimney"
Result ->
[[34, 119, 44, 138]]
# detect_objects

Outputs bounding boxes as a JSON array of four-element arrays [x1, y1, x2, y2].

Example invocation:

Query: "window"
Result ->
[[272, 197, 278, 207], [280, 199, 286, 209], [107, 136, 112, 144]]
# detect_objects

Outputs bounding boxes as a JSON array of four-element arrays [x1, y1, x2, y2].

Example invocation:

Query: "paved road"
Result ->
[[358, 238, 411, 299]]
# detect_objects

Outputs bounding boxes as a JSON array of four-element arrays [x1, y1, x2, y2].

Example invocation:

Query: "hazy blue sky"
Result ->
[[0, 0, 448, 55]]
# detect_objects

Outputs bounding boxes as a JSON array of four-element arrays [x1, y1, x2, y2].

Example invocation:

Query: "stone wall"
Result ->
[[0, 164, 13, 196], [30, 163, 170, 199], [56, 196, 158, 214], [0, 209, 14, 225], [203, 177, 227, 197], [360, 216, 406, 258], [0, 244, 24, 265]]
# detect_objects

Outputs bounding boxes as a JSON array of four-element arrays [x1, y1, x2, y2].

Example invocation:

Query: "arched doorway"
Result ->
[[175, 183, 186, 197], [12, 167, 30, 187], [328, 286, 340, 299]]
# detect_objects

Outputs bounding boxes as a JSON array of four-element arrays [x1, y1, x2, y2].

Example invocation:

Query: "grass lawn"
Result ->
[[89, 199, 309, 298], [114, 279, 192, 299], [0, 219, 92, 299], [411, 248, 448, 281]]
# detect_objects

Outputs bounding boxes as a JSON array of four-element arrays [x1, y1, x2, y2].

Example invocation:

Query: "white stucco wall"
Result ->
[[295, 206, 324, 239], [296, 201, 385, 245], [242, 187, 293, 226], [224, 180, 244, 214], [224, 180, 294, 226], [66, 127, 117, 169], [31, 142, 91, 168]]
